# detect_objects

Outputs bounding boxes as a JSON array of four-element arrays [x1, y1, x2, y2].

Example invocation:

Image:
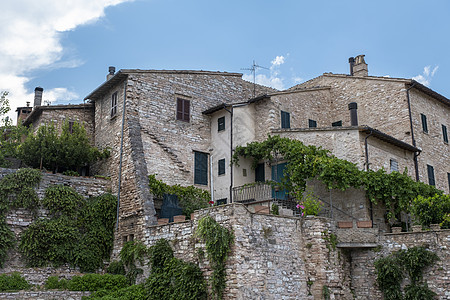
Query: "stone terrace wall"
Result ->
[[143, 203, 353, 300], [350, 228, 450, 300], [0, 168, 111, 285], [0, 291, 90, 300]]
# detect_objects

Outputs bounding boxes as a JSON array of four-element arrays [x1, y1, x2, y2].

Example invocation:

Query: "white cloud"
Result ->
[[412, 65, 439, 86], [243, 55, 287, 90], [0, 0, 132, 123], [292, 76, 303, 84]]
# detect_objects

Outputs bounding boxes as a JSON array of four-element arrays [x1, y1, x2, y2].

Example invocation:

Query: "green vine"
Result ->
[[374, 246, 439, 300], [232, 135, 442, 221], [0, 168, 41, 266], [149, 174, 209, 217], [196, 216, 234, 299], [322, 230, 338, 251]]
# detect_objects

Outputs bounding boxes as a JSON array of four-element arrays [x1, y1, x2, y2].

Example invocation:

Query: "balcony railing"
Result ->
[[232, 183, 276, 203]]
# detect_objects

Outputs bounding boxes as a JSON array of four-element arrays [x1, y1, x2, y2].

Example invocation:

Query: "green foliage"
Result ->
[[0, 272, 31, 291], [0, 217, 15, 268], [441, 213, 450, 229], [107, 260, 126, 275], [19, 190, 117, 272], [322, 230, 338, 251], [147, 239, 173, 271], [119, 241, 148, 284], [145, 257, 207, 300], [374, 256, 403, 300], [44, 276, 68, 290], [148, 174, 209, 217], [196, 216, 234, 299], [63, 170, 80, 176], [404, 283, 437, 300], [67, 274, 129, 292], [322, 285, 330, 300], [85, 284, 146, 300], [411, 194, 450, 229], [42, 185, 85, 217], [232, 135, 443, 221], [374, 246, 439, 300], [19, 121, 109, 173], [300, 189, 323, 216], [270, 203, 279, 215]]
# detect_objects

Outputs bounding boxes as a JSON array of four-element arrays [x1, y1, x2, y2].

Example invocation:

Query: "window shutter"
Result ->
[[390, 159, 398, 172], [218, 159, 225, 175], [281, 111, 290, 129], [176, 98, 183, 120], [218, 116, 225, 131], [183, 99, 190, 122], [194, 152, 208, 185], [442, 125, 448, 143], [421, 114, 428, 133], [255, 163, 265, 182], [308, 119, 317, 128], [427, 164, 435, 186]]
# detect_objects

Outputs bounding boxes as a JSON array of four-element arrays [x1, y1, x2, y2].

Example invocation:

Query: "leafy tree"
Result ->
[[19, 121, 108, 173]]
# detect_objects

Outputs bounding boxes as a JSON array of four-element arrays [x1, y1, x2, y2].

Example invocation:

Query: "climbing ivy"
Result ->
[[0, 168, 41, 267], [232, 135, 442, 220], [374, 246, 439, 300], [196, 216, 234, 299], [149, 174, 209, 217], [411, 194, 450, 229]]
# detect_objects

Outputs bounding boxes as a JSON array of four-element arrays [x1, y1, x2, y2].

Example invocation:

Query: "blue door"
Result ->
[[271, 163, 288, 200]]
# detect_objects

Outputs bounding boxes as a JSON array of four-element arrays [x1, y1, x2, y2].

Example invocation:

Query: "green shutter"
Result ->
[[281, 111, 290, 129], [218, 159, 225, 175], [194, 152, 208, 185], [442, 125, 448, 143], [427, 164, 435, 186], [421, 114, 428, 133]]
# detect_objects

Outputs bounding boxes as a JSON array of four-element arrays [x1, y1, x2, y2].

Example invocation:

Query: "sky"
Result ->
[[1, 0, 450, 123]]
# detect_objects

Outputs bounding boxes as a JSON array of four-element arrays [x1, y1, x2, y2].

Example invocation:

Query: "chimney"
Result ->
[[107, 66, 116, 80], [26, 101, 30, 107], [34, 87, 43, 107], [348, 102, 358, 126], [348, 57, 355, 76], [352, 55, 368, 76]]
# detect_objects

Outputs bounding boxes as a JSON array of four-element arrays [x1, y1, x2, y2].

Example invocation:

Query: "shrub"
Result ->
[[42, 185, 85, 218], [0, 272, 31, 291], [0, 216, 15, 268], [44, 276, 67, 290], [85, 283, 146, 300], [67, 274, 129, 292], [411, 194, 450, 228], [106, 260, 126, 275]]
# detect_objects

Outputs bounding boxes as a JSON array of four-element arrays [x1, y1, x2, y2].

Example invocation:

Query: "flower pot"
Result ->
[[157, 218, 169, 225], [173, 215, 186, 223], [190, 213, 195, 221]]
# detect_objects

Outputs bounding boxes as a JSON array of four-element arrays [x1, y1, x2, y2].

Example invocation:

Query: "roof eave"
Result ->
[[84, 71, 128, 101]]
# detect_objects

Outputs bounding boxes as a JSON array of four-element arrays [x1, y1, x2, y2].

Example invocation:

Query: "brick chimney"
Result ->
[[34, 87, 43, 107], [352, 55, 368, 76], [107, 66, 116, 80]]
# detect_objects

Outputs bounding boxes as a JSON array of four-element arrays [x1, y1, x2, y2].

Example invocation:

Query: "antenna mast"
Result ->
[[241, 60, 269, 97]]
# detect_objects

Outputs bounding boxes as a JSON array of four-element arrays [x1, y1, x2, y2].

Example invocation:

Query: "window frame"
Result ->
[[390, 159, 399, 172], [281, 111, 290, 129], [421, 113, 428, 133], [332, 120, 342, 127], [110, 92, 118, 118], [176, 98, 190, 122], [218, 158, 226, 176], [218, 116, 225, 132]]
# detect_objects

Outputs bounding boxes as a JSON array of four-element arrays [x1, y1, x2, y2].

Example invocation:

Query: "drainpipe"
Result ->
[[364, 129, 374, 224], [406, 82, 420, 182], [116, 80, 127, 230], [223, 105, 233, 203], [209, 151, 214, 204]]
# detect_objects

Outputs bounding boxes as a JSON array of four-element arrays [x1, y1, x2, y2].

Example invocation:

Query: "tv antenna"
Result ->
[[241, 60, 269, 97]]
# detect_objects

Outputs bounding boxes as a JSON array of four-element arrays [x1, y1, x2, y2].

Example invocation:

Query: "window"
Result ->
[[332, 120, 342, 127], [255, 163, 265, 182], [427, 164, 435, 186], [216, 198, 227, 205], [390, 159, 398, 172], [421, 113, 428, 133], [176, 98, 190, 122], [308, 119, 317, 128], [111, 92, 118, 118], [442, 124, 448, 143], [68, 121, 74, 134], [194, 151, 208, 185], [218, 158, 225, 175], [218, 116, 225, 131], [281, 111, 290, 129]]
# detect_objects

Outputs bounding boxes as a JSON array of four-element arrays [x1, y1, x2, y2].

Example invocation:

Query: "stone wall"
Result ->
[[0, 291, 90, 300], [143, 203, 353, 300], [0, 168, 111, 284], [142, 204, 449, 300]]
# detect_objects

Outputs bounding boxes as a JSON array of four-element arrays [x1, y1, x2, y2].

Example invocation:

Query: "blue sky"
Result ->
[[2, 0, 450, 123]]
